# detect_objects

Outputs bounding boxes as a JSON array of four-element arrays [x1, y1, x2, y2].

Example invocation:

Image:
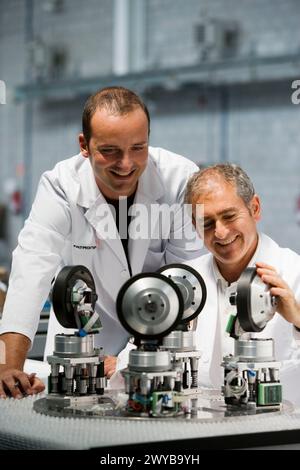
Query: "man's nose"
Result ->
[[214, 220, 229, 239], [118, 150, 133, 169]]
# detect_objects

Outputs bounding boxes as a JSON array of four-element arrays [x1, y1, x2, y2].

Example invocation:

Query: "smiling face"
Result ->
[[79, 107, 149, 199], [193, 175, 261, 282]]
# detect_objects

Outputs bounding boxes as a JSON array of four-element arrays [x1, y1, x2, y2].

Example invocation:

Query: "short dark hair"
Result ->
[[185, 163, 255, 207], [82, 86, 151, 143]]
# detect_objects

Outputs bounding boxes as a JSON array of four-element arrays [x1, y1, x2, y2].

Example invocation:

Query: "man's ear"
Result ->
[[79, 133, 89, 158], [250, 194, 261, 222]]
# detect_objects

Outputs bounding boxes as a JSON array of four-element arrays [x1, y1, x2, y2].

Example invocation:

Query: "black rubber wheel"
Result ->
[[236, 267, 264, 332], [51, 265, 97, 328], [157, 263, 207, 323]]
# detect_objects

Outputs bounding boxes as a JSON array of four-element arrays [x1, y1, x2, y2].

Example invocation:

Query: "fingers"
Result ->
[[0, 370, 44, 398], [258, 272, 288, 289], [29, 376, 45, 394], [269, 287, 289, 298], [104, 356, 117, 379], [255, 263, 288, 289], [0, 382, 6, 399], [255, 261, 277, 272], [256, 263, 300, 325], [0, 370, 29, 398]]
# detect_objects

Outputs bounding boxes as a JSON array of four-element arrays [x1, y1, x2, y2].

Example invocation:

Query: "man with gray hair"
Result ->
[[185, 163, 300, 404]]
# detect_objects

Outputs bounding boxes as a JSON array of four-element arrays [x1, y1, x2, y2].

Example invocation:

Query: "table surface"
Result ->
[[1, 387, 300, 449]]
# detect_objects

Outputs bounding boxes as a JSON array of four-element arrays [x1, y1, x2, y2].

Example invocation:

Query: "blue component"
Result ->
[[248, 369, 256, 377], [162, 394, 170, 404], [78, 329, 87, 337], [42, 299, 51, 312]]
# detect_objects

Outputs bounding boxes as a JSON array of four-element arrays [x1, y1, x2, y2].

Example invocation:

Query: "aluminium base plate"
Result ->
[[33, 389, 291, 421]]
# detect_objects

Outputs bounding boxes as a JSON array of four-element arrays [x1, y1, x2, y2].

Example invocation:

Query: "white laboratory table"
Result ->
[[1, 361, 300, 451]]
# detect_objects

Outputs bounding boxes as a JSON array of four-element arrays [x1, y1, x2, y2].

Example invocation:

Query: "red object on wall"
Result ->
[[11, 189, 22, 215]]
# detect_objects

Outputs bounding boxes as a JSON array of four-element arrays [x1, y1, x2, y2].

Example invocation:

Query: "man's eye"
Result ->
[[100, 148, 118, 155], [223, 214, 236, 220], [203, 221, 214, 230], [132, 146, 146, 152]]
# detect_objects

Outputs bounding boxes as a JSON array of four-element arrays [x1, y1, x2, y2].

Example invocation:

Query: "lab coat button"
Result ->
[[120, 269, 128, 278]]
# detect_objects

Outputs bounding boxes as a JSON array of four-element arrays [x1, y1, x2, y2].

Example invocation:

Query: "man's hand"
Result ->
[[256, 261, 300, 327], [0, 332, 45, 398], [0, 369, 45, 399], [104, 355, 117, 379]]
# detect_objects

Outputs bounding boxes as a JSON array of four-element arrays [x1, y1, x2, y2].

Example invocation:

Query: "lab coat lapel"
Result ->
[[76, 158, 128, 270], [129, 158, 165, 274], [195, 258, 220, 385], [85, 197, 129, 269], [199, 265, 219, 360]]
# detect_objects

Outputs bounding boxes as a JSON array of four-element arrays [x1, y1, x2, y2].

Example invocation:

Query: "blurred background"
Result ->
[[0, 0, 300, 272]]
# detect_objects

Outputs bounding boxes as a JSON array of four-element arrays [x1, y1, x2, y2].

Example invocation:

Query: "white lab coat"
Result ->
[[0, 148, 201, 358], [187, 233, 300, 405]]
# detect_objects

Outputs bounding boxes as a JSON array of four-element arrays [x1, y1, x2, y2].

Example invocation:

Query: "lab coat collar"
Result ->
[[76, 155, 101, 209], [128, 156, 165, 273], [136, 154, 165, 202]]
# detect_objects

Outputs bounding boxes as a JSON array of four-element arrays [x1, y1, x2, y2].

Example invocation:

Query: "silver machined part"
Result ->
[[128, 350, 172, 372], [87, 363, 98, 378], [88, 377, 97, 394], [190, 356, 199, 373], [124, 374, 130, 394], [158, 266, 205, 322], [34, 387, 288, 419], [162, 330, 195, 351], [120, 277, 181, 336], [50, 375, 59, 394], [249, 276, 277, 328], [140, 376, 151, 395], [71, 279, 90, 303], [63, 364, 74, 395], [235, 338, 275, 362], [53, 334, 95, 357], [270, 368, 280, 382], [51, 363, 60, 376], [96, 377, 106, 389], [122, 369, 178, 382], [49, 363, 60, 394], [79, 378, 88, 395], [168, 376, 175, 390], [64, 364, 74, 380]]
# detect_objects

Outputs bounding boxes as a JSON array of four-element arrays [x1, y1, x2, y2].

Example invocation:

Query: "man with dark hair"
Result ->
[[0, 86, 200, 398], [185, 163, 300, 404]]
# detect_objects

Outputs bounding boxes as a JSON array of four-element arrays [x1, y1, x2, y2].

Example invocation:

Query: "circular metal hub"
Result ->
[[235, 267, 276, 332], [162, 330, 195, 351], [157, 264, 207, 323], [128, 350, 172, 372], [53, 334, 95, 357], [234, 338, 275, 362], [116, 273, 183, 339]]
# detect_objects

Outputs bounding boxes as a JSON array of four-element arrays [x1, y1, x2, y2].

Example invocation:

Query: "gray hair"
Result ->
[[185, 163, 255, 206]]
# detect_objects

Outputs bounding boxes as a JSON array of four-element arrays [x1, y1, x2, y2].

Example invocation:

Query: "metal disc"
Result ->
[[157, 264, 207, 323], [116, 273, 184, 339], [51, 265, 97, 328], [236, 267, 276, 332]]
